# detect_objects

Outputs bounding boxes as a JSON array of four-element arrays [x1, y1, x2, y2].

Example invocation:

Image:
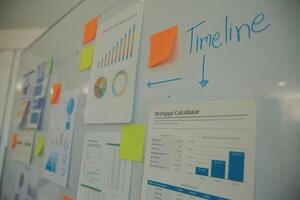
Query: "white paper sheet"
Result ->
[[85, 3, 144, 124], [42, 90, 79, 187], [27, 61, 51, 129], [13, 131, 35, 164], [13, 166, 39, 200], [141, 100, 256, 200], [76, 131, 132, 200]]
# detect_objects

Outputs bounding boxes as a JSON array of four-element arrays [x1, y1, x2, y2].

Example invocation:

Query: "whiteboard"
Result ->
[[138, 0, 300, 199], [2, 0, 300, 200]]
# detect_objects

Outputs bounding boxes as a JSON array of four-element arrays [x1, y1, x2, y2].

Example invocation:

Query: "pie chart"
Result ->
[[94, 77, 107, 99]]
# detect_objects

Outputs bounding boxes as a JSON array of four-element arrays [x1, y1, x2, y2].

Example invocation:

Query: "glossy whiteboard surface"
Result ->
[[1, 0, 300, 200]]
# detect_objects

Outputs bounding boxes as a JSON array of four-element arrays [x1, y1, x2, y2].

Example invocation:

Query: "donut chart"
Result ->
[[112, 70, 128, 97], [94, 77, 107, 99]]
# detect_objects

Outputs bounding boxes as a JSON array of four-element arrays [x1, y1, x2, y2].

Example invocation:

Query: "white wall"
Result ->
[[0, 51, 14, 135], [0, 50, 15, 182]]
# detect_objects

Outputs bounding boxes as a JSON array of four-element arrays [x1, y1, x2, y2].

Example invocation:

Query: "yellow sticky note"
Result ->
[[34, 135, 45, 156], [149, 25, 178, 68], [80, 44, 95, 71], [119, 124, 145, 162]]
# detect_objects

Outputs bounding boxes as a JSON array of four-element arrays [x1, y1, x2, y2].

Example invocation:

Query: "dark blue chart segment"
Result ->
[[211, 160, 226, 179], [228, 151, 245, 182], [195, 167, 209, 176], [147, 180, 230, 200]]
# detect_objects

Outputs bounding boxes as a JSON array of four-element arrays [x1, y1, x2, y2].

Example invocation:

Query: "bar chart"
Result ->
[[195, 151, 245, 182], [99, 24, 136, 68]]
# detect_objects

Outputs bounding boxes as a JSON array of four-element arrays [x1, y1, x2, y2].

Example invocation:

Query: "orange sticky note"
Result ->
[[83, 17, 98, 44], [149, 25, 178, 68], [51, 83, 62, 104], [11, 133, 18, 149], [63, 195, 72, 200]]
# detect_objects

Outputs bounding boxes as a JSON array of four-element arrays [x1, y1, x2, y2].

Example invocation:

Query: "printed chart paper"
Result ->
[[13, 131, 35, 164], [77, 131, 132, 200], [141, 100, 256, 200], [42, 90, 79, 187], [85, 3, 144, 124], [13, 166, 39, 200], [27, 60, 52, 129]]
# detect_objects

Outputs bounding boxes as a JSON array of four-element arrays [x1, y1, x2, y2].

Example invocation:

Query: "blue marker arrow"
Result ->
[[147, 77, 182, 88], [199, 54, 209, 88]]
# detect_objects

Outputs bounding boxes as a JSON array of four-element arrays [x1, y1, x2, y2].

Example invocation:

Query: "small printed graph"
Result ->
[[84, 168, 101, 180], [82, 144, 102, 183], [94, 77, 107, 98], [195, 151, 245, 182], [98, 24, 136, 68]]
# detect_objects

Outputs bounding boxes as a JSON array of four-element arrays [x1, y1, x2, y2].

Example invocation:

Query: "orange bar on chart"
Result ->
[[148, 25, 178, 68]]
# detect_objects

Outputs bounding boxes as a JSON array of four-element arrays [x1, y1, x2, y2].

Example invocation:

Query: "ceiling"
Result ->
[[0, 0, 82, 30]]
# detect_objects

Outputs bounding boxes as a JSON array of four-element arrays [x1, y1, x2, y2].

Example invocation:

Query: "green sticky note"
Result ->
[[34, 135, 45, 156], [119, 124, 145, 162], [80, 44, 95, 71], [45, 57, 53, 75]]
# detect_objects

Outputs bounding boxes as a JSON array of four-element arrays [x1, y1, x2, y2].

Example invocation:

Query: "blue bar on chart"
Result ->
[[111, 46, 115, 65], [130, 24, 135, 57], [115, 42, 118, 63], [211, 160, 226, 179], [122, 33, 127, 61], [126, 28, 131, 59], [108, 50, 111, 66], [195, 167, 209, 176], [119, 38, 123, 62], [100, 58, 103, 68], [228, 151, 245, 182], [104, 54, 107, 67]]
